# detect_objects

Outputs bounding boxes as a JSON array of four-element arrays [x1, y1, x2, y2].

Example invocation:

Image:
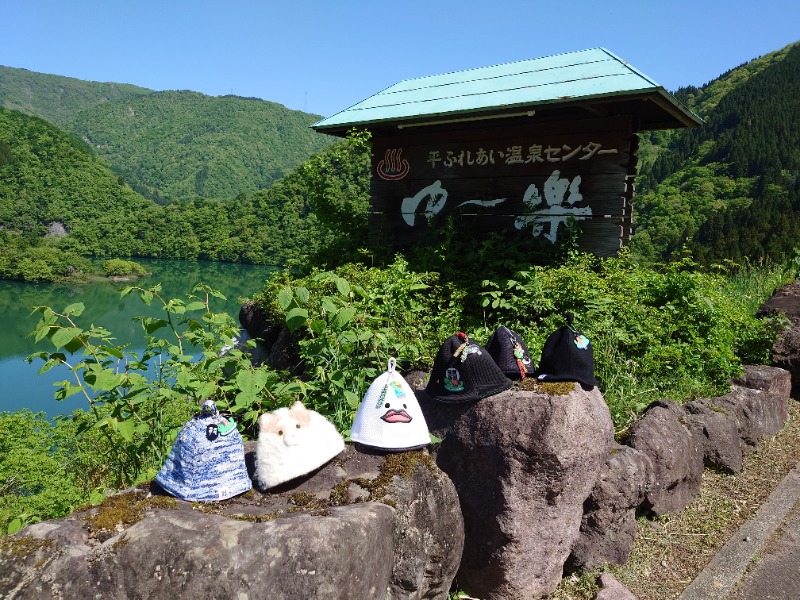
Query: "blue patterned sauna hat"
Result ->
[[155, 400, 252, 502]]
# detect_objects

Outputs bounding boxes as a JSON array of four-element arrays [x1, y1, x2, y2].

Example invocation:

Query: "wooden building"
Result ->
[[311, 48, 702, 257]]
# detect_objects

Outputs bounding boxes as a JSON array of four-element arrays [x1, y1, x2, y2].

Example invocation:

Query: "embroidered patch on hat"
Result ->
[[425, 332, 514, 403], [155, 400, 252, 502], [485, 325, 534, 380]]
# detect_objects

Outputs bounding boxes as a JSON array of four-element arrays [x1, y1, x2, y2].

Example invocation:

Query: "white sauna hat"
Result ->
[[350, 358, 430, 451]]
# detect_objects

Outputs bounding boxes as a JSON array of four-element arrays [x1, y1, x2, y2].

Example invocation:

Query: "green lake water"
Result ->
[[0, 259, 277, 417]]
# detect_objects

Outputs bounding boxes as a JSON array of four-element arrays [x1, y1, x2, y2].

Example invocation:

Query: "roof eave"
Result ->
[[311, 88, 702, 136]]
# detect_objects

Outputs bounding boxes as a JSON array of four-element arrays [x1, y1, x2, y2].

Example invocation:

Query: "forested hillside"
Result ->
[[0, 107, 367, 273], [632, 42, 800, 265], [0, 65, 152, 128], [0, 107, 152, 238], [70, 91, 331, 202], [0, 66, 332, 203]]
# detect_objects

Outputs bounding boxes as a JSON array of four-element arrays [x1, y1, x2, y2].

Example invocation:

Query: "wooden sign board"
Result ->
[[369, 115, 637, 257]]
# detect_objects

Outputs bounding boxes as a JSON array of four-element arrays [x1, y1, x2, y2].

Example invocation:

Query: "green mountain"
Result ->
[[0, 106, 152, 238], [632, 42, 800, 265], [0, 65, 152, 128], [0, 105, 353, 270], [70, 91, 331, 203], [0, 66, 333, 203]]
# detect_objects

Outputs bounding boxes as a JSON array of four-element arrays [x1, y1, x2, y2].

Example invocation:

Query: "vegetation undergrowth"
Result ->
[[3, 246, 795, 536]]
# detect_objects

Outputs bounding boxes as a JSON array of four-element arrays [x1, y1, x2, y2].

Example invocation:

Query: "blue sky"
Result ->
[[2, 1, 798, 118]]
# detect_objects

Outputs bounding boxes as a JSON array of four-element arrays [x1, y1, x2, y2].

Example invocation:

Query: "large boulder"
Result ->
[[425, 382, 614, 600], [237, 301, 301, 374], [625, 399, 704, 516], [768, 328, 800, 398], [735, 364, 792, 398], [684, 399, 743, 474], [567, 443, 654, 571], [703, 381, 788, 453], [758, 281, 800, 396], [0, 445, 464, 600]]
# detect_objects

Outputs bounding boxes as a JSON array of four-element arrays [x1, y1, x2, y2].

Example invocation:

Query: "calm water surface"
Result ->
[[0, 259, 276, 417]]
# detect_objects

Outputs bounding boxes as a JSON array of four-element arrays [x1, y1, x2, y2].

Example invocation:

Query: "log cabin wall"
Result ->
[[369, 115, 639, 257]]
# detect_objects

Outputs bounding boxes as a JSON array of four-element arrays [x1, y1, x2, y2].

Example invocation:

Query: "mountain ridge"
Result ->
[[0, 65, 332, 203]]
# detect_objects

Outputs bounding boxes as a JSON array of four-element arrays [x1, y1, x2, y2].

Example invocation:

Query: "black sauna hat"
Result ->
[[425, 332, 514, 404], [534, 313, 598, 388], [485, 325, 534, 380]]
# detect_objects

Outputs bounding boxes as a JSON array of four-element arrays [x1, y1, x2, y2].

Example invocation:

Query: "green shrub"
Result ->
[[14, 253, 791, 532], [251, 256, 464, 431], [478, 252, 791, 428], [102, 258, 147, 277], [27, 284, 306, 488], [0, 231, 91, 282], [0, 411, 87, 534]]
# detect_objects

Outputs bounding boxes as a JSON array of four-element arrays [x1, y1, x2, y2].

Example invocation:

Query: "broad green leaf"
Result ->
[[97, 345, 125, 359], [335, 277, 351, 298], [7, 518, 23, 535], [34, 323, 53, 343], [309, 319, 327, 334], [176, 369, 193, 388], [234, 391, 258, 409], [143, 318, 168, 334], [54, 381, 83, 400], [295, 286, 310, 305], [185, 301, 207, 312], [329, 371, 346, 389], [36, 355, 63, 374], [236, 370, 268, 394], [331, 307, 356, 330], [51, 327, 81, 350], [277, 287, 293, 310], [321, 298, 338, 314], [85, 369, 122, 391], [63, 302, 85, 317], [115, 419, 135, 442], [344, 390, 360, 409], [64, 336, 84, 354], [285, 307, 308, 333], [197, 381, 218, 398]]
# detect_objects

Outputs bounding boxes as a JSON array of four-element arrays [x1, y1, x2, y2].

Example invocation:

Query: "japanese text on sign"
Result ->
[[427, 142, 618, 168]]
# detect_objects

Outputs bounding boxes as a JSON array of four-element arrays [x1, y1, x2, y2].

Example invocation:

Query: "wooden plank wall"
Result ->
[[369, 115, 637, 257]]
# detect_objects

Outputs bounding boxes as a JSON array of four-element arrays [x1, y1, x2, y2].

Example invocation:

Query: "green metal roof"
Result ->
[[312, 47, 702, 134]]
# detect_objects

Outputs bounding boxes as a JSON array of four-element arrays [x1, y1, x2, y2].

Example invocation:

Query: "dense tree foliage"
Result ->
[[0, 107, 370, 279], [633, 42, 800, 265], [70, 91, 332, 203], [0, 65, 152, 128], [1, 66, 333, 204]]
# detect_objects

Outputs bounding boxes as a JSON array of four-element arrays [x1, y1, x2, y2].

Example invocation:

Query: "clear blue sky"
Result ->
[[2, 0, 798, 118]]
